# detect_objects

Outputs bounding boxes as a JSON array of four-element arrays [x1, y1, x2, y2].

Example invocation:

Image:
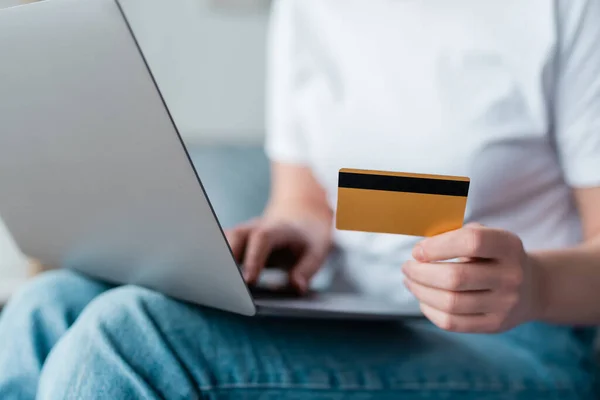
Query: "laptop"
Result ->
[[0, 0, 421, 319]]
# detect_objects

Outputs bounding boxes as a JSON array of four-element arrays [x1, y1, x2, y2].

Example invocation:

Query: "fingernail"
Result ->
[[242, 268, 252, 282], [296, 277, 308, 293], [401, 261, 410, 273], [413, 245, 425, 261], [404, 279, 413, 292]]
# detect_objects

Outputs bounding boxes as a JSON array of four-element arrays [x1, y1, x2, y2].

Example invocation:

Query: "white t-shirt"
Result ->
[[264, 0, 600, 306]]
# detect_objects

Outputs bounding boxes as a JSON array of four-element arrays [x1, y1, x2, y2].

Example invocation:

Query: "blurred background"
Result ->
[[0, 0, 272, 301]]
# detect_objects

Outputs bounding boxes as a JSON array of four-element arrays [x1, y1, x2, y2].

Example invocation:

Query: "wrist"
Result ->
[[266, 201, 331, 223], [527, 252, 551, 322], [264, 204, 332, 235]]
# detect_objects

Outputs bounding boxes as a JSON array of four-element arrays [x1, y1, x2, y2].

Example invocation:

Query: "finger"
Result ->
[[420, 304, 504, 333], [290, 249, 324, 293], [225, 224, 254, 263], [402, 260, 497, 291], [405, 279, 493, 315], [413, 225, 510, 262], [243, 227, 278, 284]]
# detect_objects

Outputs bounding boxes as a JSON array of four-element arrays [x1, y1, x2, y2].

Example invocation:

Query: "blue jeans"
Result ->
[[0, 270, 596, 399]]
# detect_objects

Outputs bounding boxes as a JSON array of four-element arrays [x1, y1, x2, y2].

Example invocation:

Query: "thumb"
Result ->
[[289, 250, 323, 293], [464, 222, 485, 229]]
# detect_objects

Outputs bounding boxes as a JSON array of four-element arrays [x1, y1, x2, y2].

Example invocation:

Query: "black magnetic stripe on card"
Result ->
[[338, 172, 469, 197]]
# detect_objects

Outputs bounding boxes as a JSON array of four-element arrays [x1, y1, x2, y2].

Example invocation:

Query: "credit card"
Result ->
[[336, 168, 470, 237]]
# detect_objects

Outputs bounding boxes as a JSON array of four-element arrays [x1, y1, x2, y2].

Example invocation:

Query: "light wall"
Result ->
[[122, 0, 269, 144], [0, 1, 31, 280]]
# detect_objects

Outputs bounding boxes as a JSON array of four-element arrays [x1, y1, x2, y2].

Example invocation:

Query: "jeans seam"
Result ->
[[138, 296, 202, 400], [195, 382, 577, 393]]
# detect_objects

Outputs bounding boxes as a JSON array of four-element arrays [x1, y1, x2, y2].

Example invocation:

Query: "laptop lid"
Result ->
[[0, 0, 256, 316]]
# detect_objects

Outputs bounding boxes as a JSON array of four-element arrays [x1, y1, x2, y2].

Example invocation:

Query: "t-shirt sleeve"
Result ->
[[263, 0, 310, 165], [554, 0, 600, 188]]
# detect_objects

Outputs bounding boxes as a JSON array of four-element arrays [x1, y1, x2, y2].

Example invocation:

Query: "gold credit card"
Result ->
[[336, 168, 470, 237]]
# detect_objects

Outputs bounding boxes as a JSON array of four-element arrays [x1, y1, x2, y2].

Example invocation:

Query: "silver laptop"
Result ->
[[0, 0, 420, 319]]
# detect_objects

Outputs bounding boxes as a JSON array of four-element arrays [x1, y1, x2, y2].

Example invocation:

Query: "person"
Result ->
[[1, 0, 599, 398]]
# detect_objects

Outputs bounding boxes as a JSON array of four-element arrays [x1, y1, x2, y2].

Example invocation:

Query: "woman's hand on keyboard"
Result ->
[[225, 216, 332, 293]]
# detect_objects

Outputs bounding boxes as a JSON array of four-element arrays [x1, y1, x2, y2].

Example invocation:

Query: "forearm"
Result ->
[[263, 162, 333, 232], [532, 235, 600, 325], [264, 196, 333, 232]]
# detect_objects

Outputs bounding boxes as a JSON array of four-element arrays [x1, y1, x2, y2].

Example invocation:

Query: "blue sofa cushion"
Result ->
[[188, 145, 270, 229]]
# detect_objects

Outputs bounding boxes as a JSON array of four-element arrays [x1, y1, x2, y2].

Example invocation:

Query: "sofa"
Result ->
[[188, 144, 270, 230]]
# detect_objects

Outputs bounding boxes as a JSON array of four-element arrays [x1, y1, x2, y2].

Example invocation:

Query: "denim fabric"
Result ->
[[0, 270, 596, 399]]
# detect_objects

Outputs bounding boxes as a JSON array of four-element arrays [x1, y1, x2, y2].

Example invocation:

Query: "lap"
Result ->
[[41, 281, 598, 399]]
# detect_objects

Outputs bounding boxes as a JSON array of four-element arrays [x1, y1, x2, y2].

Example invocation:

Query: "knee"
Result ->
[[1, 270, 107, 319], [50, 286, 249, 371], [72, 283, 230, 335], [42, 285, 232, 364], [74, 285, 179, 331], [38, 286, 203, 396], [46, 285, 193, 356]]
